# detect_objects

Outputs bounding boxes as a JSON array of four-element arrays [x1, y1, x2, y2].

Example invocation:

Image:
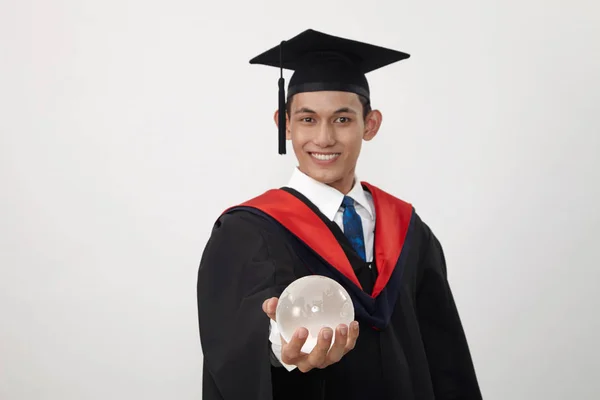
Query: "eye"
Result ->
[[335, 117, 352, 124], [300, 117, 315, 123]]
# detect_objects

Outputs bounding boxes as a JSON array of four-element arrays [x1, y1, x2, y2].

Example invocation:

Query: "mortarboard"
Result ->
[[249, 29, 410, 154]]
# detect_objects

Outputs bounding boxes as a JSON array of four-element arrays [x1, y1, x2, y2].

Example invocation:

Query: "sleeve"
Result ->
[[416, 224, 483, 400], [197, 212, 296, 400], [269, 319, 297, 371]]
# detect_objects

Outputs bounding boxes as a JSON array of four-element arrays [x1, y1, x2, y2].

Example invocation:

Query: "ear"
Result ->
[[274, 110, 292, 140], [363, 110, 382, 141]]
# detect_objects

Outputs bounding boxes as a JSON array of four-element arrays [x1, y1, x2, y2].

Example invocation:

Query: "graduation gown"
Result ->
[[197, 182, 482, 400]]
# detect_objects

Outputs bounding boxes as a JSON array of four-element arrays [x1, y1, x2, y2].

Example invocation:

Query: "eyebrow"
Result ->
[[333, 107, 357, 115], [293, 107, 357, 115], [294, 107, 316, 114]]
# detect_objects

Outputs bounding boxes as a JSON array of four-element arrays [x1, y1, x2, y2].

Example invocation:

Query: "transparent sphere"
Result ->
[[276, 275, 354, 353]]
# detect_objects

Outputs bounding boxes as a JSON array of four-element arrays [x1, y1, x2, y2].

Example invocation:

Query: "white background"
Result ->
[[1, 0, 599, 399]]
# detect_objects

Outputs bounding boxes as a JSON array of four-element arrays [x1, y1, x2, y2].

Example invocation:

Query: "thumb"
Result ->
[[262, 297, 279, 321]]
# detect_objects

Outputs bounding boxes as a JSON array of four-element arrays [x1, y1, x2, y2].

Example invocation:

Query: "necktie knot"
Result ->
[[342, 196, 355, 208]]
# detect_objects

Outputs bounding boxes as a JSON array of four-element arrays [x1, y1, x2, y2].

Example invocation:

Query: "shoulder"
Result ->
[[206, 189, 289, 244], [200, 210, 281, 272], [361, 181, 412, 208], [361, 180, 437, 239], [210, 208, 273, 240], [200, 193, 300, 272]]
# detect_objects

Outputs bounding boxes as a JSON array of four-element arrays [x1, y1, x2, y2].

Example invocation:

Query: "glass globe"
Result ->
[[276, 275, 355, 354]]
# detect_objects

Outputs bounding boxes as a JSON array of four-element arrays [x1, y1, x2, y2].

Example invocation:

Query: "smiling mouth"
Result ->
[[310, 152, 341, 161]]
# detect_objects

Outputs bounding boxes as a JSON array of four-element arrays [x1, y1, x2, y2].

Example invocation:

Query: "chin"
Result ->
[[306, 168, 343, 185]]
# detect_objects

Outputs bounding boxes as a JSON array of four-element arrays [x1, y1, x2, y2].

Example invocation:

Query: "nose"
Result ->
[[312, 121, 336, 147]]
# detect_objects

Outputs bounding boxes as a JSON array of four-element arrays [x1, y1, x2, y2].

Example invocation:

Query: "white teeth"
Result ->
[[311, 153, 340, 161]]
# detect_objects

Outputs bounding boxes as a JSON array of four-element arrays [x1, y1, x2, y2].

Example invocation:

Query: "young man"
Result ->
[[197, 29, 482, 400]]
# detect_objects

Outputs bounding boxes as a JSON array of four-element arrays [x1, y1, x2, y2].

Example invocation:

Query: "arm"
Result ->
[[197, 211, 360, 399], [197, 213, 292, 400], [416, 225, 483, 400]]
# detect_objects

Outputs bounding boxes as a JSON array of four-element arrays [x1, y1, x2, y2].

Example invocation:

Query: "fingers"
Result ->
[[344, 321, 360, 353], [303, 327, 333, 369], [325, 324, 349, 364], [280, 328, 309, 365], [262, 297, 278, 321], [292, 327, 334, 373], [281, 321, 360, 373], [304, 322, 356, 371]]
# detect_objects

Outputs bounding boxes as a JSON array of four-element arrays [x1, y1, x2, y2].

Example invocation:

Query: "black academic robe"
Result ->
[[197, 183, 482, 400]]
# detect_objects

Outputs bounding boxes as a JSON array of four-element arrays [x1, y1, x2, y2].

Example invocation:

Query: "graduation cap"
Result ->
[[249, 29, 410, 154]]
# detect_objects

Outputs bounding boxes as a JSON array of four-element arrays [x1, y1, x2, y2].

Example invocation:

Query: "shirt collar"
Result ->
[[286, 167, 374, 221]]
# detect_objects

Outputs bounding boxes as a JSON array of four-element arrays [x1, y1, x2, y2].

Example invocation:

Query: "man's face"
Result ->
[[281, 91, 381, 194]]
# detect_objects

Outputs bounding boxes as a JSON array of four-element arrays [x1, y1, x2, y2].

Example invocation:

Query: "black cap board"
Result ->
[[249, 29, 410, 155]]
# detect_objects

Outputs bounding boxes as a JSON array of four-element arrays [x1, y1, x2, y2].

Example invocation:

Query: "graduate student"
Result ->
[[197, 29, 482, 400]]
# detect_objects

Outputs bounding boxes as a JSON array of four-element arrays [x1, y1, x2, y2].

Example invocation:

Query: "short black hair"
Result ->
[[285, 93, 372, 120]]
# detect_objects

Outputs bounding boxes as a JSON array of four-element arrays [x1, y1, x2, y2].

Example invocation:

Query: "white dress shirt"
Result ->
[[269, 167, 376, 370]]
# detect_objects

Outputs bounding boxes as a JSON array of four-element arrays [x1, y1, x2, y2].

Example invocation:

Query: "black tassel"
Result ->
[[278, 41, 286, 155]]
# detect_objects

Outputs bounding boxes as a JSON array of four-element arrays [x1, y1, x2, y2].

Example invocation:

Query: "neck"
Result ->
[[295, 166, 356, 195], [327, 175, 355, 195]]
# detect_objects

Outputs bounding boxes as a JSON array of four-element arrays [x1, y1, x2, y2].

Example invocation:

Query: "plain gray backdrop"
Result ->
[[1, 0, 599, 399]]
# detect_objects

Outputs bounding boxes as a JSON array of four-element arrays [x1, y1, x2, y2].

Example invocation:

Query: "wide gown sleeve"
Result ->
[[196, 212, 296, 400]]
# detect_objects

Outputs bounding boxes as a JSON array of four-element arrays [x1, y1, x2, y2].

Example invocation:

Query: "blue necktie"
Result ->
[[342, 196, 366, 261]]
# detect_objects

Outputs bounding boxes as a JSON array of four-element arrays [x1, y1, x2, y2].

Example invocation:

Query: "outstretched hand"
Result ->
[[263, 297, 359, 373]]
